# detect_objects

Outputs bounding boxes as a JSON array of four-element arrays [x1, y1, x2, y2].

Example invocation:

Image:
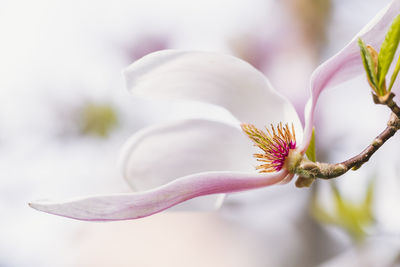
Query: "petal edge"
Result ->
[[29, 170, 287, 221], [124, 50, 303, 135]]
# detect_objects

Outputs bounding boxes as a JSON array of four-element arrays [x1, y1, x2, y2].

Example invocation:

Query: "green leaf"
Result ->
[[312, 180, 375, 242], [305, 128, 316, 162], [358, 38, 379, 92], [311, 199, 336, 224], [388, 54, 400, 92], [332, 182, 374, 242], [378, 14, 400, 90]]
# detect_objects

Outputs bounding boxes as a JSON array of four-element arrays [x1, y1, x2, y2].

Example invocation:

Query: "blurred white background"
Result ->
[[1, 0, 399, 266]]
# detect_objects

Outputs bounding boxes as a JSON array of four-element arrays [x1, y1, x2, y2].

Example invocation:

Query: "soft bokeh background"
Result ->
[[1, 0, 400, 266]]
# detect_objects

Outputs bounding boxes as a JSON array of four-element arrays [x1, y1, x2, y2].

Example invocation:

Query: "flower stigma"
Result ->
[[241, 122, 298, 173]]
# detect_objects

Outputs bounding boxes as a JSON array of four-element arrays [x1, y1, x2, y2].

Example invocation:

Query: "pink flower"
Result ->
[[29, 0, 400, 221]]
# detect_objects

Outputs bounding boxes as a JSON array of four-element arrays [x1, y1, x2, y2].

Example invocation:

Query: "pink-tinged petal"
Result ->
[[278, 173, 295, 185], [301, 0, 400, 152], [29, 170, 288, 221], [124, 50, 302, 135], [119, 119, 255, 210]]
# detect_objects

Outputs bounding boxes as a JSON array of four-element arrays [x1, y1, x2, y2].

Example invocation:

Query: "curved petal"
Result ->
[[29, 170, 288, 221], [119, 119, 255, 210], [124, 50, 303, 136], [301, 0, 400, 152]]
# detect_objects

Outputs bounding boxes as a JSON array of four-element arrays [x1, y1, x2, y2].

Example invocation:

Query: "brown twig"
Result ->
[[341, 113, 399, 169], [372, 92, 400, 118], [295, 113, 400, 180]]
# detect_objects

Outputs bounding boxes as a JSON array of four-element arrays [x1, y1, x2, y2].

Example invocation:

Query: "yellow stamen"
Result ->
[[241, 122, 297, 173]]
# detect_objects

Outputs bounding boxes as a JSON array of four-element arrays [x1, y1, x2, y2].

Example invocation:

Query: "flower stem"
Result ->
[[340, 113, 398, 171], [296, 112, 400, 180], [372, 92, 400, 118]]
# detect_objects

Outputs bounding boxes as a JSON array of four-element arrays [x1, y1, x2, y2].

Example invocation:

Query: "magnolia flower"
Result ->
[[30, 0, 400, 221]]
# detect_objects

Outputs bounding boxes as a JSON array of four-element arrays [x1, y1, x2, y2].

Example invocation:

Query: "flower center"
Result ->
[[241, 122, 297, 173]]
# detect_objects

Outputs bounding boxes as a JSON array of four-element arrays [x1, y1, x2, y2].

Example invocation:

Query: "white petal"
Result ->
[[311, 1, 398, 94], [29, 170, 288, 221], [124, 50, 302, 136], [119, 119, 255, 210], [301, 1, 400, 152]]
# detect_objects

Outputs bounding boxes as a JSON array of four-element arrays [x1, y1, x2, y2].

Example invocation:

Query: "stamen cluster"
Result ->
[[241, 123, 297, 173]]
